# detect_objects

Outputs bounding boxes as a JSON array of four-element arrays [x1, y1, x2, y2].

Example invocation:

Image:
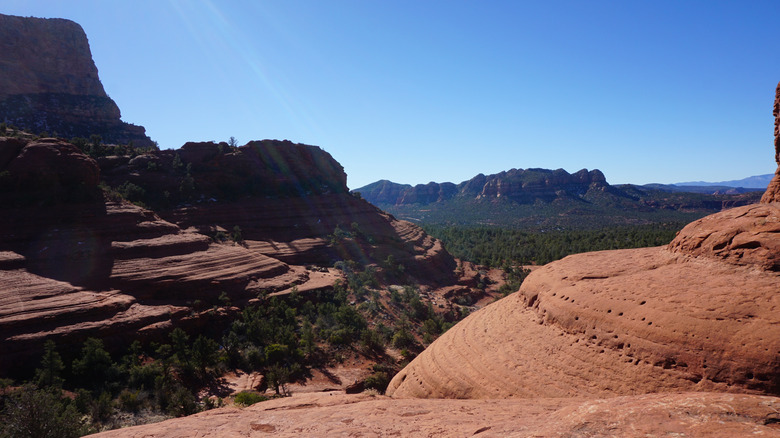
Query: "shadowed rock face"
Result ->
[[0, 137, 456, 373], [0, 14, 153, 146]]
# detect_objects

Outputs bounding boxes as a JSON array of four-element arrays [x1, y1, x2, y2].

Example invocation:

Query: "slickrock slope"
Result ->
[[668, 203, 780, 270], [93, 391, 780, 437], [388, 103, 780, 399], [0, 14, 153, 146], [387, 204, 780, 399]]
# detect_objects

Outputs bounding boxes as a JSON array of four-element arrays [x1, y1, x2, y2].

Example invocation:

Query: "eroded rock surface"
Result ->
[[0, 137, 457, 372], [388, 246, 779, 399], [669, 203, 780, 270], [92, 392, 780, 437], [761, 80, 780, 203]]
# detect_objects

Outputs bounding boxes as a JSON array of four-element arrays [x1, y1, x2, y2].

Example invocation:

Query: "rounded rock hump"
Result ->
[[388, 242, 780, 399], [3, 137, 100, 191], [387, 83, 780, 400], [668, 203, 780, 271]]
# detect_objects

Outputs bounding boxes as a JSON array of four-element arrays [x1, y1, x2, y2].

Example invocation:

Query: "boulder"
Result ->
[[4, 138, 99, 189]]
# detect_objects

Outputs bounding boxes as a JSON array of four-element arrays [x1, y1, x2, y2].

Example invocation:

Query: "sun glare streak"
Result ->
[[168, 0, 324, 141]]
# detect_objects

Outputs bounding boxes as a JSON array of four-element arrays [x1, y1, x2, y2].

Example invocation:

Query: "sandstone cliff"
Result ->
[[357, 167, 608, 206], [355, 168, 762, 229], [0, 137, 457, 373], [0, 14, 153, 146]]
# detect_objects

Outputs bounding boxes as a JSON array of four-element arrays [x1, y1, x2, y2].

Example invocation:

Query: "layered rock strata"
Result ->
[[0, 137, 457, 372], [357, 168, 608, 205], [0, 14, 153, 146], [387, 203, 780, 399], [387, 83, 780, 401]]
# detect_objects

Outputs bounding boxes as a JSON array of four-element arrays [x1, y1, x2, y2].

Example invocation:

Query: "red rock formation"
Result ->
[[774, 81, 780, 165], [0, 137, 458, 372], [387, 86, 780, 399], [4, 138, 100, 189], [387, 208, 780, 399], [0, 13, 153, 146], [358, 168, 609, 206], [91, 392, 780, 437], [0, 196, 311, 372], [761, 81, 780, 203], [668, 203, 780, 270]]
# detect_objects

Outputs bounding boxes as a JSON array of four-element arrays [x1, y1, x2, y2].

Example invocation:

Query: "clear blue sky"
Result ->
[[4, 1, 779, 189]]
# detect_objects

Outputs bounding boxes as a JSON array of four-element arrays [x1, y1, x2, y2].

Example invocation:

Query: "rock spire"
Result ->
[[760, 81, 780, 203]]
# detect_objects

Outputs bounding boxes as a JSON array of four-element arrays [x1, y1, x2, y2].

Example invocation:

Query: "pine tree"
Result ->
[[34, 340, 64, 388]]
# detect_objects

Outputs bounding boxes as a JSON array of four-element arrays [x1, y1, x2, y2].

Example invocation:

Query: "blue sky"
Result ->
[[4, 1, 779, 189]]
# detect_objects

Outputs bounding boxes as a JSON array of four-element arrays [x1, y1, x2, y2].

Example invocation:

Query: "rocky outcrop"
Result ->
[[92, 392, 780, 437], [475, 168, 607, 202], [761, 81, 780, 203], [387, 89, 780, 400], [352, 179, 411, 204], [99, 140, 348, 207], [0, 137, 458, 371], [0, 14, 153, 146], [668, 203, 780, 270], [0, 194, 307, 370], [388, 239, 780, 399], [1, 137, 99, 193], [356, 168, 609, 206], [398, 182, 458, 204], [354, 168, 762, 229]]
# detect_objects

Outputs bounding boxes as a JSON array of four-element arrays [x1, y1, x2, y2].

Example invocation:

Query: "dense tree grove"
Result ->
[[0, 259, 468, 435], [423, 223, 685, 267]]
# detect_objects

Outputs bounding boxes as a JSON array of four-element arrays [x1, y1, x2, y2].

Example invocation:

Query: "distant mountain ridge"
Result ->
[[641, 183, 763, 195], [353, 168, 762, 229], [356, 168, 608, 206], [674, 174, 773, 189]]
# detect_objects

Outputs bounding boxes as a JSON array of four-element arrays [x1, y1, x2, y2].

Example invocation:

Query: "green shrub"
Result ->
[[1, 386, 86, 438], [233, 391, 267, 406], [90, 391, 114, 423], [363, 372, 390, 393], [391, 328, 416, 349], [118, 389, 143, 413], [117, 181, 146, 202]]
